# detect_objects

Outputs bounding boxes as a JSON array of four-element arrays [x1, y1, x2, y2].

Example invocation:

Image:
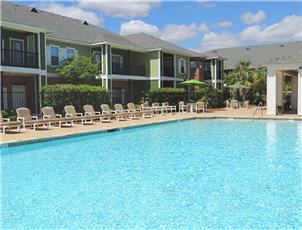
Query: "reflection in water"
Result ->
[[266, 121, 276, 160]]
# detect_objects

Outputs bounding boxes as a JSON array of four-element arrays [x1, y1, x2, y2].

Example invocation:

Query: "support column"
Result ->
[[276, 71, 283, 107], [298, 67, 302, 115], [291, 75, 298, 111], [267, 67, 277, 115]]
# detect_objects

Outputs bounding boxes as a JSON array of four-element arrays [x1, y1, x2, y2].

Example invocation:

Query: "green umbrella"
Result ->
[[228, 82, 249, 89], [180, 79, 209, 102], [180, 79, 209, 86]]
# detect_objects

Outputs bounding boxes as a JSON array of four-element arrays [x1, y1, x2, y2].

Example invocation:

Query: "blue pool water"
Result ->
[[1, 119, 301, 228]]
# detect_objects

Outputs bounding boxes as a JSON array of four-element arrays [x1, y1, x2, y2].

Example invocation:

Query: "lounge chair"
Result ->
[[178, 101, 187, 113], [0, 113, 21, 134], [162, 102, 176, 114], [127, 103, 152, 118], [195, 102, 205, 114], [141, 102, 153, 113], [114, 104, 131, 120], [101, 104, 115, 115], [16, 107, 50, 130], [42, 106, 74, 127], [83, 104, 110, 123], [64, 105, 93, 124]]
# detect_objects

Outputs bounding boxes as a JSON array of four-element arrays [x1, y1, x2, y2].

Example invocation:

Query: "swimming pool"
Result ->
[[1, 119, 301, 228]]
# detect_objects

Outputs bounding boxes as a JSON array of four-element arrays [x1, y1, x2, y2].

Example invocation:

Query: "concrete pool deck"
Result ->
[[1, 107, 301, 145]]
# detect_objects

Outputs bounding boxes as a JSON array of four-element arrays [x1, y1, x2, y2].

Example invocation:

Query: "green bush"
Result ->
[[147, 88, 186, 105], [41, 84, 110, 114], [1, 109, 17, 120]]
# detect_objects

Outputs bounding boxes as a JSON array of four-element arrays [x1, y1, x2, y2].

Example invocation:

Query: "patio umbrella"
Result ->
[[180, 79, 209, 86], [228, 82, 249, 89], [180, 79, 209, 101], [228, 83, 249, 101]]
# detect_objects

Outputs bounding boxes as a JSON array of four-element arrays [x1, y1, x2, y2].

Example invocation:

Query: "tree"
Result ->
[[225, 60, 267, 103], [56, 56, 99, 84]]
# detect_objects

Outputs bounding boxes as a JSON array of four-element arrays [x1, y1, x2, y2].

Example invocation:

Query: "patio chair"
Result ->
[[114, 104, 131, 120], [178, 101, 187, 113], [0, 113, 21, 134], [152, 102, 163, 115], [196, 102, 205, 114], [230, 100, 239, 109], [127, 103, 152, 118], [64, 105, 93, 125], [141, 102, 153, 112], [242, 100, 250, 109], [42, 106, 74, 128], [16, 107, 50, 130], [83, 104, 110, 123], [162, 102, 176, 114]]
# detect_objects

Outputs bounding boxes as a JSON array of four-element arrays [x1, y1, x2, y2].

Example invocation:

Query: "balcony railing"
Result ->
[[112, 63, 146, 76], [1, 49, 39, 68]]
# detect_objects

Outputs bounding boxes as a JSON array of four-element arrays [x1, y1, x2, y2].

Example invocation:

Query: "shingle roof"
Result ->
[[1, 2, 143, 50], [203, 41, 302, 69], [123, 33, 201, 57]]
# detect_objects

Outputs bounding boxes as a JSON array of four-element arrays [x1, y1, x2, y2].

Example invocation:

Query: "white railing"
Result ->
[[253, 101, 263, 117]]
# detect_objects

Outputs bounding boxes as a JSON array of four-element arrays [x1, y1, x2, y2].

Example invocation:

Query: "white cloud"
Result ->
[[160, 23, 197, 43], [120, 20, 159, 36], [200, 32, 240, 51], [35, 2, 104, 26], [120, 20, 197, 43], [79, 0, 160, 18], [240, 15, 302, 41], [240, 10, 266, 25], [216, 20, 233, 29], [197, 0, 216, 8], [199, 23, 210, 33]]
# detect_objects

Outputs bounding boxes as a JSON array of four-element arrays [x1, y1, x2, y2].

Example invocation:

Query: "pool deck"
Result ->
[[1, 107, 301, 145]]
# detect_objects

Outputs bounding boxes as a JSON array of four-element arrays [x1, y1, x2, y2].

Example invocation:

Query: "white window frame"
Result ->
[[50, 45, 60, 66], [112, 54, 123, 65], [178, 58, 186, 74], [66, 47, 76, 59]]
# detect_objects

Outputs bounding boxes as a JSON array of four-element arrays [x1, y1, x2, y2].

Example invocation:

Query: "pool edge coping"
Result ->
[[1, 115, 301, 148]]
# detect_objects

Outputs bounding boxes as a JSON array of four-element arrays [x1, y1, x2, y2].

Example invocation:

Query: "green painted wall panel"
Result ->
[[150, 80, 159, 90]]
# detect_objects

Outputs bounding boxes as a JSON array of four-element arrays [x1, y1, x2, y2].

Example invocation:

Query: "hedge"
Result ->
[[41, 84, 110, 114], [147, 88, 186, 105]]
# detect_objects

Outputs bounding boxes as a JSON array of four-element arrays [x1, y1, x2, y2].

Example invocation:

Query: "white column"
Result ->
[[276, 71, 283, 107], [298, 67, 302, 115], [267, 67, 277, 115], [291, 75, 298, 111]]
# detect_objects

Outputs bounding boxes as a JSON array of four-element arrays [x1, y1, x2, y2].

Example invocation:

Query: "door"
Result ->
[[163, 56, 173, 77], [12, 85, 26, 109], [10, 39, 24, 66], [112, 88, 125, 105]]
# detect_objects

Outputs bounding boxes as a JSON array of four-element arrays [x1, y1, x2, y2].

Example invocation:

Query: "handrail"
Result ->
[[253, 101, 263, 117]]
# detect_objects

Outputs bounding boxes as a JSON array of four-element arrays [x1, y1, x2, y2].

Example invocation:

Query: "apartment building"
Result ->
[[0, 2, 220, 112]]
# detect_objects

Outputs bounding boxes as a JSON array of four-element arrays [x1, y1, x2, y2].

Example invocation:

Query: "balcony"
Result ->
[[1, 49, 39, 68], [112, 63, 146, 76], [163, 67, 174, 77]]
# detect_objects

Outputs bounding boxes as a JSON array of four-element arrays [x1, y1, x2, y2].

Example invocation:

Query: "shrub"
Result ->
[[41, 84, 110, 114], [147, 88, 186, 105], [56, 56, 99, 84], [197, 87, 226, 108]]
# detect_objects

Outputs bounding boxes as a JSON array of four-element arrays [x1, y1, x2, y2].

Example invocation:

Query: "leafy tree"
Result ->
[[56, 56, 99, 84], [225, 60, 266, 103]]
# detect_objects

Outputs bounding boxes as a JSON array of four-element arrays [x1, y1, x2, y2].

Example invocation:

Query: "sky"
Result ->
[[13, 0, 302, 52]]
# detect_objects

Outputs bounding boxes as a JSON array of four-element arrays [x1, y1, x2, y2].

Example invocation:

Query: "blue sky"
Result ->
[[15, 0, 302, 51]]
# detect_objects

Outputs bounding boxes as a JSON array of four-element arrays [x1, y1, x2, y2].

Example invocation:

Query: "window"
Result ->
[[112, 54, 123, 73], [178, 58, 186, 74], [93, 52, 102, 73], [51, 46, 59, 66], [10, 39, 24, 66], [66, 48, 75, 59]]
